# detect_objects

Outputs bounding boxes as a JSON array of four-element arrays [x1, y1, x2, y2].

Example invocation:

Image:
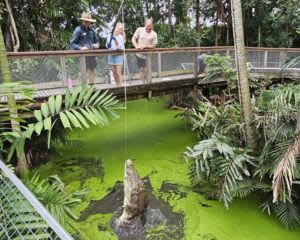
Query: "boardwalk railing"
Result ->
[[0, 160, 73, 240], [5, 47, 300, 90]]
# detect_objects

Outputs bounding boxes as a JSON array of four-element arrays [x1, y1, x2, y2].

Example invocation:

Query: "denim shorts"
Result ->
[[108, 55, 124, 65]]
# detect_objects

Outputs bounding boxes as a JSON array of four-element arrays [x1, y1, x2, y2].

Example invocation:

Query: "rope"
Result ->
[[121, 4, 127, 161]]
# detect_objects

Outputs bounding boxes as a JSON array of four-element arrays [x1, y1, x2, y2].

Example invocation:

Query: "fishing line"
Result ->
[[120, 2, 128, 161]]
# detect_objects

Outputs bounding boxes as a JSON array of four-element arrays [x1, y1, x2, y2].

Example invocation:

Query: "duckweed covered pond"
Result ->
[[35, 97, 300, 240]]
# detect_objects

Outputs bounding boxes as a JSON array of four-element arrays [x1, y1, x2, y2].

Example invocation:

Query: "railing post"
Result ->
[[146, 53, 152, 83], [60, 57, 67, 87], [279, 49, 287, 67], [157, 52, 161, 78], [263, 50, 268, 68], [193, 52, 198, 78], [79, 56, 87, 84]]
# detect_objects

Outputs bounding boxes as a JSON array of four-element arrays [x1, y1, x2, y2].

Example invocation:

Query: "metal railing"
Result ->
[[0, 160, 73, 240], [5, 47, 300, 89]]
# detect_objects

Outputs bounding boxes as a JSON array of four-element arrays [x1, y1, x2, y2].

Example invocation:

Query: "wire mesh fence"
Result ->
[[4, 47, 300, 88], [0, 160, 72, 240]]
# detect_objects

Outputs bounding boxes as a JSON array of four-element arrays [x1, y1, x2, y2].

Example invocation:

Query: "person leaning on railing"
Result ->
[[106, 23, 125, 86], [131, 19, 157, 83], [70, 12, 100, 84]]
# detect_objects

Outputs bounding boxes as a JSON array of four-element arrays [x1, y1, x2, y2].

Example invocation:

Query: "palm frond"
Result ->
[[185, 132, 253, 208], [272, 131, 300, 202], [24, 173, 88, 227], [273, 201, 300, 230]]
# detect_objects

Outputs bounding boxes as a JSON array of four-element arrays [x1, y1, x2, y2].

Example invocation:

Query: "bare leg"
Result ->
[[115, 65, 123, 86], [87, 69, 95, 84], [140, 67, 146, 83], [111, 65, 119, 86]]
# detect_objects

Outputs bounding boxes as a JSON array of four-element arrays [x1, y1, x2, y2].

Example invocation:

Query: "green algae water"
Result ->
[[35, 97, 300, 240]]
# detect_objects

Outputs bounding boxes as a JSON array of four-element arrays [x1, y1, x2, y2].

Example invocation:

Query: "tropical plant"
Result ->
[[201, 54, 236, 85], [0, 166, 87, 239], [180, 99, 245, 144], [257, 84, 300, 202], [0, 167, 54, 239], [2, 84, 122, 173], [185, 132, 253, 208], [24, 173, 88, 227]]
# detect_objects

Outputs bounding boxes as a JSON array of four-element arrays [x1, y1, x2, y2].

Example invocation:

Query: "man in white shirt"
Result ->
[[132, 19, 157, 83]]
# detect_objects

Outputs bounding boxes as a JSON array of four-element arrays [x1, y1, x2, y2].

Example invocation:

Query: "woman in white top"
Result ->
[[106, 23, 125, 86]]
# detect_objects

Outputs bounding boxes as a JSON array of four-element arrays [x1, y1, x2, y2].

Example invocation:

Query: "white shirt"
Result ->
[[106, 34, 124, 50]]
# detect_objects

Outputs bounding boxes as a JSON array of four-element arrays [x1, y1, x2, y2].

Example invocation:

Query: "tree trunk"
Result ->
[[258, 25, 261, 47], [0, 28, 28, 175], [230, 0, 258, 151], [4, 0, 20, 52], [195, 0, 200, 32], [168, 0, 173, 36], [214, 20, 219, 46]]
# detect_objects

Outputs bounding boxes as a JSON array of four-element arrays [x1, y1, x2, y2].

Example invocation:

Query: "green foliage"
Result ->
[[185, 132, 253, 208], [24, 173, 88, 227], [181, 100, 245, 145], [201, 54, 236, 88], [4, 84, 122, 161], [0, 82, 33, 122], [0, 170, 53, 239]]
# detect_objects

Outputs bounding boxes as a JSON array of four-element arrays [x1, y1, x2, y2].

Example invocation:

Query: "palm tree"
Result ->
[[230, 0, 258, 151], [0, 26, 29, 175]]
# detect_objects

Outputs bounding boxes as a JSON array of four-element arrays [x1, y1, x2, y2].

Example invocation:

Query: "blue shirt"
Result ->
[[70, 25, 99, 50]]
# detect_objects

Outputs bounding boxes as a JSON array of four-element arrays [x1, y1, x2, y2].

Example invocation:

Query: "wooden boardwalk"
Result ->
[[4, 46, 300, 101]]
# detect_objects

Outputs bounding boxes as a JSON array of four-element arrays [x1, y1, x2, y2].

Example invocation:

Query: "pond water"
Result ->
[[35, 97, 300, 240]]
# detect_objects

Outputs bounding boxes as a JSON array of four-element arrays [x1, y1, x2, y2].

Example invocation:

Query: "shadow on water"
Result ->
[[79, 177, 185, 240], [57, 157, 104, 188]]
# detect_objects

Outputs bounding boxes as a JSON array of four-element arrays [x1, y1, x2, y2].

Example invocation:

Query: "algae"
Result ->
[[35, 97, 300, 240]]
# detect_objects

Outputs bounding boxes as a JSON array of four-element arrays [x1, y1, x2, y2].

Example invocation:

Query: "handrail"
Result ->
[[0, 160, 73, 240], [6, 46, 300, 58]]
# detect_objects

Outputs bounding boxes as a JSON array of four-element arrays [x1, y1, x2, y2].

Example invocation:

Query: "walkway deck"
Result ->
[[4, 46, 300, 100]]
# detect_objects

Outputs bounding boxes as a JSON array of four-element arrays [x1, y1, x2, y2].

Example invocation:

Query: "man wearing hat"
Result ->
[[71, 12, 100, 84]]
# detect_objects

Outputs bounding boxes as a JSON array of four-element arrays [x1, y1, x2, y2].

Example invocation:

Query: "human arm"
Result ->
[[131, 28, 140, 49], [70, 28, 82, 50], [92, 29, 100, 49]]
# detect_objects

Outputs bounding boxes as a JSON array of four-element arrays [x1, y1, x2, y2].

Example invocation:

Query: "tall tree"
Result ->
[[0, 27, 28, 175], [230, 0, 258, 151]]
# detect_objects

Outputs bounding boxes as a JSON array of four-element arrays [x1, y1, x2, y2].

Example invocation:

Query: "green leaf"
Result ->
[[77, 86, 88, 106], [71, 109, 90, 128], [94, 90, 108, 105], [43, 117, 52, 130], [88, 90, 101, 105], [34, 110, 43, 122], [80, 108, 97, 125], [55, 95, 62, 113], [65, 110, 82, 129], [69, 86, 81, 108], [65, 90, 71, 109], [59, 112, 71, 129], [34, 121, 43, 135], [41, 103, 49, 118], [82, 86, 94, 105], [48, 96, 55, 115]]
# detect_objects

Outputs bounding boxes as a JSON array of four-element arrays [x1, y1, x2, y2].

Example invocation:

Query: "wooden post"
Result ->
[[193, 52, 198, 78], [157, 52, 162, 78], [146, 53, 152, 83], [263, 50, 268, 68], [60, 57, 67, 87], [279, 50, 287, 67], [79, 56, 87, 84]]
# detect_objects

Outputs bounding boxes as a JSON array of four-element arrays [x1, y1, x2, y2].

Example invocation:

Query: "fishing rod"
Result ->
[[107, 0, 125, 48]]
